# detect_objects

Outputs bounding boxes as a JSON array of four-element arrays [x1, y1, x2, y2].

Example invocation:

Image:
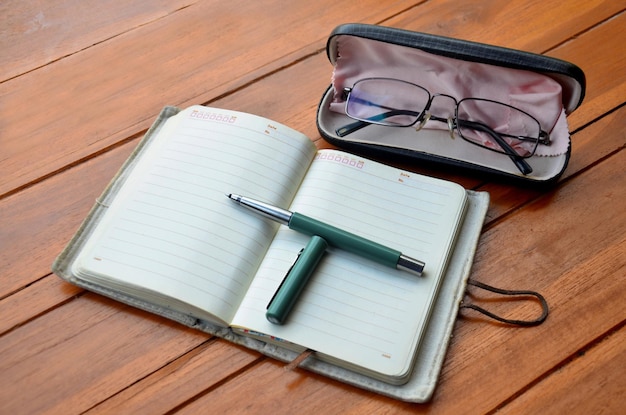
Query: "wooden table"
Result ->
[[1, 1, 625, 413]]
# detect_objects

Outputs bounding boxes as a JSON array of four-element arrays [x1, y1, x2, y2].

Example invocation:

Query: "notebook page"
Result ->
[[232, 149, 467, 380], [73, 106, 316, 325]]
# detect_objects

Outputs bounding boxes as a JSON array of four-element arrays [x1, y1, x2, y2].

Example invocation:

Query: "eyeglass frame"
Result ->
[[336, 77, 552, 175]]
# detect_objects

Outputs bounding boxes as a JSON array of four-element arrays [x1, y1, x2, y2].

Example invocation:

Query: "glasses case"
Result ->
[[316, 24, 586, 185]]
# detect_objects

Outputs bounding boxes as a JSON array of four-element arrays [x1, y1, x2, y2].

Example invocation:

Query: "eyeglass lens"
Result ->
[[346, 78, 542, 158], [346, 78, 429, 127]]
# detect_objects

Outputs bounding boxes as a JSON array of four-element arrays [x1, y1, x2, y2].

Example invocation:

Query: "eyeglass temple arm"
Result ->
[[336, 110, 533, 175], [457, 119, 533, 175], [335, 109, 420, 137]]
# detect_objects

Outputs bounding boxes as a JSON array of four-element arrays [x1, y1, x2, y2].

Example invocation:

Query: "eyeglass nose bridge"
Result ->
[[415, 111, 456, 139]]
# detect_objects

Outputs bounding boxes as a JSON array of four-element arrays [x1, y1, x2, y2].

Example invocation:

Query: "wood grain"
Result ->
[[87, 340, 263, 414], [0, 293, 207, 414], [498, 325, 626, 415], [0, 141, 136, 297], [1, 0, 624, 414], [0, 0, 411, 198], [0, 0, 195, 80], [387, 0, 624, 54], [549, 10, 626, 130]]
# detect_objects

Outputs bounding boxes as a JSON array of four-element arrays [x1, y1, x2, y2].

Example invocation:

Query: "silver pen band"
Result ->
[[396, 254, 425, 277]]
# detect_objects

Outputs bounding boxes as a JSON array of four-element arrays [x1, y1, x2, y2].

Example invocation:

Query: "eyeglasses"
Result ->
[[337, 78, 551, 175]]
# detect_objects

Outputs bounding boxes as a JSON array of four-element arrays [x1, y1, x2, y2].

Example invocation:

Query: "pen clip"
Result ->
[[267, 249, 304, 310]]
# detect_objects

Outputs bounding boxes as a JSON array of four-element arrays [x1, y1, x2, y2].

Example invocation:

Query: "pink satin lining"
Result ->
[[329, 36, 569, 156]]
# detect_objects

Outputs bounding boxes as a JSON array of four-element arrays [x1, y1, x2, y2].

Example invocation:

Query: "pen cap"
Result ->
[[266, 235, 328, 325]]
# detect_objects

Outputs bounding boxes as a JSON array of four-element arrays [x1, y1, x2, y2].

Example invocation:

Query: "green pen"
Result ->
[[266, 235, 328, 324], [227, 193, 425, 277]]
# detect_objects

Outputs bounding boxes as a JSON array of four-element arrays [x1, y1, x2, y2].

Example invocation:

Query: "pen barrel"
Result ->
[[266, 235, 328, 325], [289, 212, 401, 269]]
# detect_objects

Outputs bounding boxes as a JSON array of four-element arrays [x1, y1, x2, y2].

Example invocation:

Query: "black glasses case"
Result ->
[[316, 23, 586, 185]]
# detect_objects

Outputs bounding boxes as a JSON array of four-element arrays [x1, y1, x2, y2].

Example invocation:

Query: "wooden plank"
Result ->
[[0, 0, 413, 198], [0, 10, 623, 297], [476, 12, 626, 224], [386, 0, 624, 56], [0, 141, 136, 298], [87, 340, 263, 414], [0, 293, 209, 414], [160, 144, 626, 413], [2, 7, 624, 333], [177, 358, 373, 415], [2, 1, 621, 201], [1, 2, 623, 414], [498, 326, 626, 415], [549, 10, 626, 131], [481, 89, 626, 225], [0, 275, 82, 335], [1, 0, 620, 199], [0, 0, 194, 80], [430, 159, 626, 413]]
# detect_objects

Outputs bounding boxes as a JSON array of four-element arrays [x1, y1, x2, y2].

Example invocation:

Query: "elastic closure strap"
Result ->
[[460, 279, 549, 326]]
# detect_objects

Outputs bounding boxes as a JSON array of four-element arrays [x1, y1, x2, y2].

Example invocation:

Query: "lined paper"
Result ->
[[232, 150, 467, 380], [73, 107, 317, 325], [71, 106, 467, 382]]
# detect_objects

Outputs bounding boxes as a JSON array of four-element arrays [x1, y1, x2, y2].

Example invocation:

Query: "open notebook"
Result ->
[[53, 106, 489, 401]]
